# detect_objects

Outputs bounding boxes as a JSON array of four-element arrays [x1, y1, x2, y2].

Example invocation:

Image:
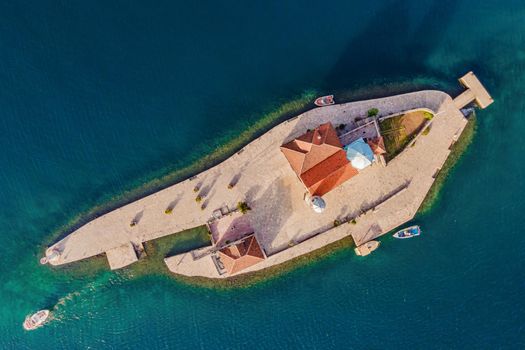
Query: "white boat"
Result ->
[[23, 310, 50, 331], [354, 240, 380, 256], [314, 95, 334, 107], [393, 225, 421, 239]]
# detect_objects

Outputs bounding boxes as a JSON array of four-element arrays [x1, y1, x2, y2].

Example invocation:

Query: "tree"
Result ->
[[237, 201, 251, 214], [367, 108, 379, 117]]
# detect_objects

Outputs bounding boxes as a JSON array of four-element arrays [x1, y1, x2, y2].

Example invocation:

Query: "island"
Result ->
[[42, 72, 493, 281]]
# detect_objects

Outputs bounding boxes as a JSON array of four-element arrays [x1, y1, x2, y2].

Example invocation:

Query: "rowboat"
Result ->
[[314, 95, 334, 107], [393, 225, 421, 239]]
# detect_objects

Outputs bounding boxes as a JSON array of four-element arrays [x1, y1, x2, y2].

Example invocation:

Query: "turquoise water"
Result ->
[[2, 0, 525, 348]]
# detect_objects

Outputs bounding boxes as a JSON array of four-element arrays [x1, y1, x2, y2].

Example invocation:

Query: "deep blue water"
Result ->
[[1, 0, 525, 348]]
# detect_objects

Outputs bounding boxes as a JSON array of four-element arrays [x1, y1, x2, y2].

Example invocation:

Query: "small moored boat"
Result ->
[[393, 225, 421, 239], [354, 240, 380, 256], [314, 95, 334, 107], [23, 310, 50, 331]]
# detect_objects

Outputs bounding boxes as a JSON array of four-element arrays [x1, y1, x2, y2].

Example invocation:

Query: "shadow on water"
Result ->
[[325, 0, 460, 93]]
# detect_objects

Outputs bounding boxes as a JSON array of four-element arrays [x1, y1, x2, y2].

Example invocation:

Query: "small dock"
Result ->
[[105, 242, 138, 270], [454, 71, 494, 109]]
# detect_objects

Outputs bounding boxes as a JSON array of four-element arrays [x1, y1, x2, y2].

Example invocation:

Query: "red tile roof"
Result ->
[[280, 123, 342, 175], [280, 123, 357, 196], [218, 235, 266, 275], [307, 158, 359, 196], [367, 136, 387, 155]]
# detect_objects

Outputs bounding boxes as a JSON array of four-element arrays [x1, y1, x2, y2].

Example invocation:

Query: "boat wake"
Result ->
[[50, 272, 118, 321]]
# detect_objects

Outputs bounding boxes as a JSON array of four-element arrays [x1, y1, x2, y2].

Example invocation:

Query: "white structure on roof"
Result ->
[[308, 196, 326, 213], [351, 154, 372, 170]]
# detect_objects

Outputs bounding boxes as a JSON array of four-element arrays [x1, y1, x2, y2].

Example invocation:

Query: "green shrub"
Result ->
[[164, 208, 173, 214], [423, 111, 434, 120], [193, 186, 199, 192], [422, 125, 431, 135], [195, 195, 202, 203], [334, 219, 342, 227], [237, 201, 251, 214], [350, 219, 357, 225], [367, 108, 379, 117]]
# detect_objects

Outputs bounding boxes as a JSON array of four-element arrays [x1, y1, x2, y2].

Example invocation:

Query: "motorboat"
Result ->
[[314, 95, 334, 107], [23, 310, 50, 331], [393, 225, 421, 239]]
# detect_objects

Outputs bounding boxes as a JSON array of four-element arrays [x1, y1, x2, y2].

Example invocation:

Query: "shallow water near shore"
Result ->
[[2, 0, 525, 348]]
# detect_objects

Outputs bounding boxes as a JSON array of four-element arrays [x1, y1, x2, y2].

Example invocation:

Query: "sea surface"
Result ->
[[1, 0, 524, 348]]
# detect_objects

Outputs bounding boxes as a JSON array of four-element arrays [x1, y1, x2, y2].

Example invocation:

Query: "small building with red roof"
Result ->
[[367, 136, 387, 156], [208, 211, 266, 276], [216, 234, 266, 275]]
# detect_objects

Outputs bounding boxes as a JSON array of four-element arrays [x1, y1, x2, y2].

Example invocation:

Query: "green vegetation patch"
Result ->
[[50, 253, 110, 279], [53, 226, 211, 279], [61, 226, 356, 289], [237, 201, 251, 214], [379, 115, 409, 161], [171, 235, 356, 289], [367, 108, 379, 117], [125, 226, 211, 277], [379, 110, 431, 161], [418, 115, 477, 214]]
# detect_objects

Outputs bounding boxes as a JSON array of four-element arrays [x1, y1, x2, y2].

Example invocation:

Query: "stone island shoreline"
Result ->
[[42, 72, 493, 283]]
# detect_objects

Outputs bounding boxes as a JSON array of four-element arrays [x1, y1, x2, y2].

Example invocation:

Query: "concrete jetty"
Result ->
[[45, 73, 492, 278], [454, 71, 494, 109]]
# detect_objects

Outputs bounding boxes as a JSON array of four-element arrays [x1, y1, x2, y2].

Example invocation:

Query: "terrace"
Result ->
[[209, 211, 254, 248], [337, 118, 381, 147]]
